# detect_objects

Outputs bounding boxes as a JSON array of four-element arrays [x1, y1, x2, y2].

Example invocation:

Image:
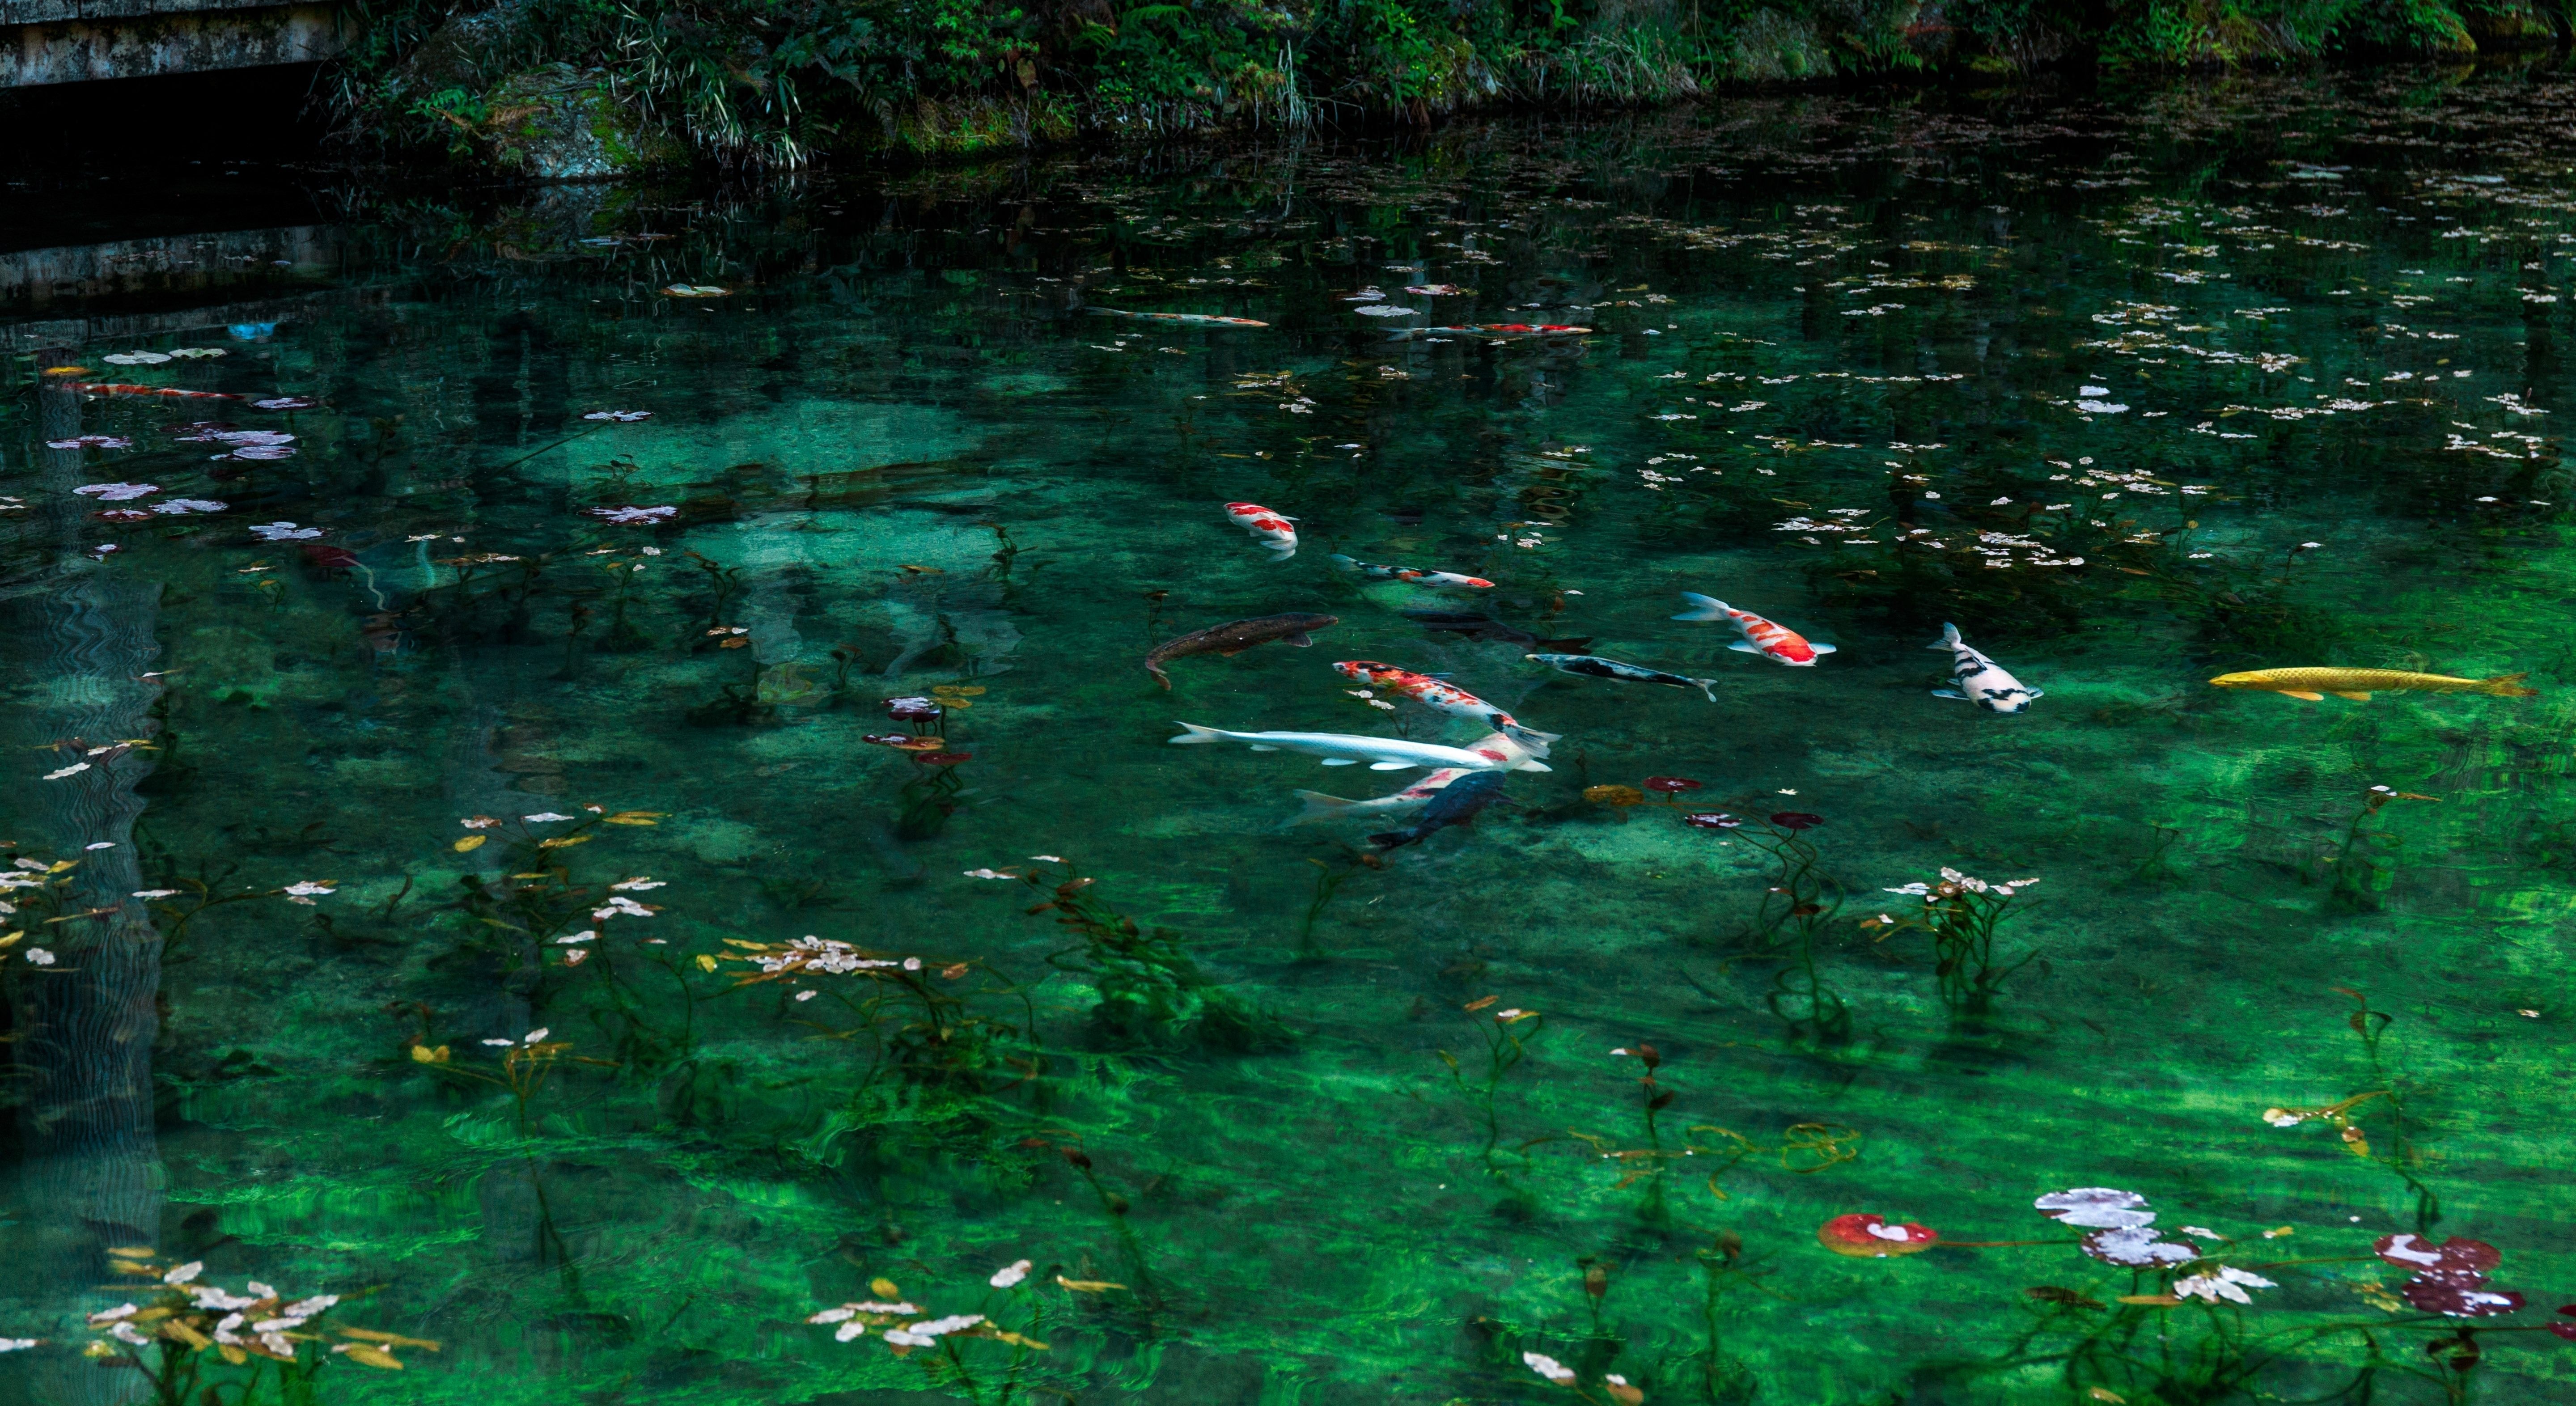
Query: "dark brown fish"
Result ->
[[1146, 612, 1337, 689]]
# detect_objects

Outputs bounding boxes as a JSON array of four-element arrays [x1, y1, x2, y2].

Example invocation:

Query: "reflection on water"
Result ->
[[4, 68, 2576, 1405]]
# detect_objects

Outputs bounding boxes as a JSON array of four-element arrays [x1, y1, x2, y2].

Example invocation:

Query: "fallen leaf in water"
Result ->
[[538, 836, 592, 849], [601, 811, 667, 826], [410, 1044, 450, 1063], [1055, 1276, 1126, 1293], [453, 836, 486, 852]]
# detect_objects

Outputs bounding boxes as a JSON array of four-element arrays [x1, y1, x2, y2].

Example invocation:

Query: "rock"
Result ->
[[395, 0, 535, 93], [478, 65, 685, 180]]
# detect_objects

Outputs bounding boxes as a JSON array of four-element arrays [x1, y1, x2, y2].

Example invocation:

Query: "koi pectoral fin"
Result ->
[[1809, 643, 1838, 655], [1318, 756, 1356, 764], [1368, 761, 1413, 771], [1250, 744, 1283, 751], [1284, 634, 1314, 646], [2280, 691, 2326, 701], [1728, 641, 1765, 654], [2332, 691, 2373, 701], [1930, 689, 1968, 700]]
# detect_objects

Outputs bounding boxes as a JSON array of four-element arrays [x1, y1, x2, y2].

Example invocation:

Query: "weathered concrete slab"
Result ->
[[0, 225, 351, 349], [1, 2, 341, 85]]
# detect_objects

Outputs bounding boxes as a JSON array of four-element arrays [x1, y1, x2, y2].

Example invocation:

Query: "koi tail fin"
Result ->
[[1671, 592, 1731, 622], [1694, 677, 1720, 703], [2481, 672, 2540, 697], [1285, 791, 1357, 827], [1928, 622, 1962, 650], [1368, 829, 1420, 849], [1167, 722, 1225, 745], [1500, 722, 1562, 747], [1147, 661, 1172, 690]]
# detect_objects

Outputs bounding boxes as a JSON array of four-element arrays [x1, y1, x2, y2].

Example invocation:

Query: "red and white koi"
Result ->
[[1384, 323, 1591, 340], [1225, 501, 1298, 556], [1673, 593, 1836, 666], [1333, 661, 1559, 746], [1329, 553, 1491, 589], [1089, 309, 1269, 328], [59, 382, 242, 402], [1285, 731, 1539, 826]]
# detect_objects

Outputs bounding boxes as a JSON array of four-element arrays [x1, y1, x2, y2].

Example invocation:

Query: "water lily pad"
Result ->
[[2035, 1187, 2155, 1229], [1818, 1213, 1938, 1257], [2400, 1279, 2523, 1317], [2374, 1234, 2500, 1274], [2080, 1227, 2199, 1268]]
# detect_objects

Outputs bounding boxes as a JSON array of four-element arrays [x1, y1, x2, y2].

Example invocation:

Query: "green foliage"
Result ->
[[327, 0, 2561, 169]]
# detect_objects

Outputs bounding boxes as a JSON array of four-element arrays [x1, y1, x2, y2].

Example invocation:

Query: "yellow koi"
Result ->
[[2208, 667, 2537, 702]]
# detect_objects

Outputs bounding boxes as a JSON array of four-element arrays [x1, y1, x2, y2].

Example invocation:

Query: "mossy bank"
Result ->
[[331, 0, 2576, 174]]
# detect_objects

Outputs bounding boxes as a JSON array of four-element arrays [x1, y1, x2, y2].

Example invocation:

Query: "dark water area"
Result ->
[[3, 64, 2575, 1406]]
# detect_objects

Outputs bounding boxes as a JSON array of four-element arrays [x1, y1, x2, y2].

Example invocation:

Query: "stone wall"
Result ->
[[0, 0, 342, 86]]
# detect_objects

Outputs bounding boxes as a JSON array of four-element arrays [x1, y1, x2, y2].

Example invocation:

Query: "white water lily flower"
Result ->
[[1523, 1351, 1578, 1386], [191, 1287, 257, 1311], [807, 1307, 857, 1324], [610, 877, 665, 891], [0, 1338, 37, 1351], [964, 868, 1015, 879], [1030, 854, 1064, 863], [110, 1322, 152, 1345], [164, 1262, 203, 1285], [44, 763, 91, 780], [460, 816, 501, 829], [282, 881, 334, 897], [556, 931, 597, 944], [25, 949, 56, 966], [835, 1320, 867, 1341], [104, 351, 173, 365], [593, 896, 655, 920], [523, 812, 574, 822], [524, 1028, 549, 1043], [75, 483, 161, 501], [2174, 1266, 2276, 1304], [910, 1314, 984, 1337], [248, 522, 321, 541], [2035, 1187, 2155, 1228], [1356, 305, 1419, 317], [153, 499, 229, 515], [2080, 385, 2110, 396], [88, 1305, 138, 1325], [990, 1259, 1033, 1288], [882, 1328, 934, 1346]]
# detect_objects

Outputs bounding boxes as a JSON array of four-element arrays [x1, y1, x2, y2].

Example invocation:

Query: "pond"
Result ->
[[4, 64, 2576, 1406]]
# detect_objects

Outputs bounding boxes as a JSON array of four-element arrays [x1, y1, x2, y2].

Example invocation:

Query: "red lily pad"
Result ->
[[2400, 1279, 2524, 1317], [1643, 776, 1703, 793], [1770, 812, 1825, 830], [2374, 1234, 2500, 1275], [915, 752, 973, 766], [1818, 1213, 1938, 1258]]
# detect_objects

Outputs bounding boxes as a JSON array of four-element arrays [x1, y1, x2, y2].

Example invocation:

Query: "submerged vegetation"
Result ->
[[330, 0, 2576, 170]]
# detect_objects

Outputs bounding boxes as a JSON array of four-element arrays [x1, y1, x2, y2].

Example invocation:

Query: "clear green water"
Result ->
[[6, 68, 2576, 1406]]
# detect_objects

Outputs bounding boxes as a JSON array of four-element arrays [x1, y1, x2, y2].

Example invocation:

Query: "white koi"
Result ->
[[1167, 722, 1549, 772], [1928, 623, 2042, 713]]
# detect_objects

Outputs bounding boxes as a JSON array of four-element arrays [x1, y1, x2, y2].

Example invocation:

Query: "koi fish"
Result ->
[[2208, 667, 2537, 701], [1672, 593, 1835, 666], [1332, 661, 1559, 746], [1385, 324, 1591, 340], [1145, 612, 1338, 689], [1089, 309, 1270, 328], [1167, 722, 1550, 772], [1525, 653, 1719, 702], [1330, 554, 1491, 589], [61, 382, 242, 402], [1226, 502, 1298, 556], [1370, 771, 1510, 849], [1286, 730, 1538, 826], [1929, 623, 2042, 713]]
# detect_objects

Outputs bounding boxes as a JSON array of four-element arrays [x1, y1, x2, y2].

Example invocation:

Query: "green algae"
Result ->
[[4, 69, 2576, 1406]]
